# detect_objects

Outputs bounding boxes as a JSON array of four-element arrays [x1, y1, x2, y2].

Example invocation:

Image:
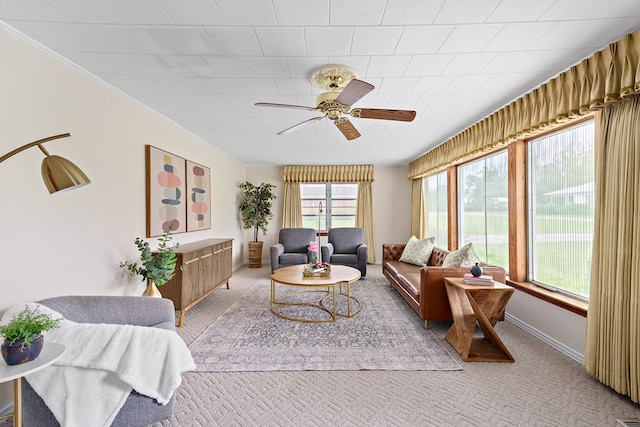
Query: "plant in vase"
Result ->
[[120, 230, 179, 297], [308, 240, 319, 266], [0, 305, 63, 365], [238, 181, 276, 268]]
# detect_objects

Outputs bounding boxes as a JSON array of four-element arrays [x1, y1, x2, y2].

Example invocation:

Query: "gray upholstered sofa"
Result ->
[[22, 295, 177, 427], [321, 227, 367, 277], [270, 227, 316, 272]]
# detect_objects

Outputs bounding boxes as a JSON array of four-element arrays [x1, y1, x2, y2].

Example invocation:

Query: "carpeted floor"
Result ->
[[154, 265, 640, 427], [189, 278, 461, 372]]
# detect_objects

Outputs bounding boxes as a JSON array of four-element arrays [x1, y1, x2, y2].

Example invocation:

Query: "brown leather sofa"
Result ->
[[382, 243, 506, 328]]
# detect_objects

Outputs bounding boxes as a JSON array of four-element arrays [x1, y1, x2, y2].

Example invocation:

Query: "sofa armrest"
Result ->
[[357, 244, 367, 258], [270, 243, 284, 271], [271, 243, 284, 257], [357, 244, 368, 274], [382, 243, 406, 262], [38, 295, 176, 331], [321, 242, 334, 262]]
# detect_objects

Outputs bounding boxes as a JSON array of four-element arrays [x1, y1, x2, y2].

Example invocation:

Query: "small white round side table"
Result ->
[[0, 342, 65, 427]]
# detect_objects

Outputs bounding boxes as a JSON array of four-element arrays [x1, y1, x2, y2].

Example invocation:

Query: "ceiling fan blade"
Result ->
[[334, 117, 361, 140], [350, 108, 416, 122], [255, 102, 319, 112], [334, 79, 374, 107], [277, 116, 326, 135]]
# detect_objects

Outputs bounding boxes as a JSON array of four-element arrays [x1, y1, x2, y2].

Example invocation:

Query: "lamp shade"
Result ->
[[41, 154, 91, 194]]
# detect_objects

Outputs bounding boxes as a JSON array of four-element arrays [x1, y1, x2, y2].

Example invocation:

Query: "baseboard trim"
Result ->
[[506, 313, 584, 363]]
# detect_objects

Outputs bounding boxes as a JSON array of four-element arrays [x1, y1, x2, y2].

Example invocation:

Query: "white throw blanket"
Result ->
[[1, 303, 195, 427]]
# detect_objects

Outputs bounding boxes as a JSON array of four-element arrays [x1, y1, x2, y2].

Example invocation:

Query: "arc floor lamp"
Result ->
[[0, 133, 90, 194]]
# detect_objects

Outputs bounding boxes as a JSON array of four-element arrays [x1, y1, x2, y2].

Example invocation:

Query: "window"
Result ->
[[458, 151, 509, 269], [527, 121, 594, 300], [423, 171, 448, 248], [300, 183, 358, 231]]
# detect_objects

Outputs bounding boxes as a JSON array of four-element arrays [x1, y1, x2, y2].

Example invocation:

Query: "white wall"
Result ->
[[0, 27, 247, 410], [507, 292, 586, 361]]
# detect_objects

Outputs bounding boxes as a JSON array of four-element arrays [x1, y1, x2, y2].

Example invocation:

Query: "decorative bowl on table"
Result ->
[[303, 262, 331, 277]]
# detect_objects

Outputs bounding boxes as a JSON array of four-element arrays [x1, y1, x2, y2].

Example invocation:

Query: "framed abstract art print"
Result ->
[[186, 160, 211, 232], [146, 145, 187, 237]]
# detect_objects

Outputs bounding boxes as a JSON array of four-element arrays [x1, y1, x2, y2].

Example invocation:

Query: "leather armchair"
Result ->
[[21, 295, 177, 427], [270, 228, 316, 272], [321, 227, 367, 277]]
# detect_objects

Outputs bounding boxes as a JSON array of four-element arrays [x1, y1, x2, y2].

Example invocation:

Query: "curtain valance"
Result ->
[[283, 165, 374, 182], [408, 28, 640, 179]]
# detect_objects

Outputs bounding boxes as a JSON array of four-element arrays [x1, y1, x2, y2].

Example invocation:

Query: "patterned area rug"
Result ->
[[188, 277, 462, 372]]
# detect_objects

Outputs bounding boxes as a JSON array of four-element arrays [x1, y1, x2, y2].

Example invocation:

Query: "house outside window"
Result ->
[[457, 151, 509, 269], [301, 183, 357, 231], [423, 171, 448, 248], [527, 120, 595, 299]]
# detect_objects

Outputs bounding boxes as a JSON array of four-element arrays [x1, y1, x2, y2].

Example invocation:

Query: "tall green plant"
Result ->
[[238, 181, 276, 242]]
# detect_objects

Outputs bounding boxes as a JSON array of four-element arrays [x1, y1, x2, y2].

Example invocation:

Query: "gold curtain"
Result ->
[[283, 165, 374, 182], [583, 95, 640, 403], [408, 28, 640, 179], [411, 178, 425, 238], [282, 182, 303, 228], [356, 181, 376, 263]]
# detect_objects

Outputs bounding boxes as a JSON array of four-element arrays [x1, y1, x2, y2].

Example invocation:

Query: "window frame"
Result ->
[[300, 183, 358, 232], [433, 116, 594, 316], [423, 171, 448, 249], [456, 150, 509, 269], [525, 120, 595, 302]]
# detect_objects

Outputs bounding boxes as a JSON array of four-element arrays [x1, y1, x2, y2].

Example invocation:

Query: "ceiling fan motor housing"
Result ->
[[316, 91, 349, 120]]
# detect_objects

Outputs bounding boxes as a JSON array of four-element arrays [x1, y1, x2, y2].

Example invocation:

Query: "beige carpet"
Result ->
[[155, 265, 640, 427], [188, 277, 461, 372]]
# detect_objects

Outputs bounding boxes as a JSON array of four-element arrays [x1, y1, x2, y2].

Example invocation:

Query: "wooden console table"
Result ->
[[157, 238, 232, 327], [444, 277, 515, 363]]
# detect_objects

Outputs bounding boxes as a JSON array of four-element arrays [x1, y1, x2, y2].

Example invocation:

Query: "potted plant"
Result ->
[[238, 181, 276, 268], [120, 230, 179, 297], [0, 305, 63, 365]]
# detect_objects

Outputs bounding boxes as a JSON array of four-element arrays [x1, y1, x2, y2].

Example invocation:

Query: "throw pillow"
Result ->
[[399, 236, 435, 266], [460, 243, 481, 267], [442, 242, 481, 267]]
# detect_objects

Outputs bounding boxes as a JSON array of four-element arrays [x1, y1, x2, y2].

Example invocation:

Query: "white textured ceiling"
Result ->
[[2, 0, 640, 167]]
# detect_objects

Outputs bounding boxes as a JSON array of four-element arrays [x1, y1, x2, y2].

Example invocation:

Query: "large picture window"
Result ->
[[300, 183, 357, 231], [527, 121, 594, 299], [458, 151, 509, 269], [423, 171, 448, 248]]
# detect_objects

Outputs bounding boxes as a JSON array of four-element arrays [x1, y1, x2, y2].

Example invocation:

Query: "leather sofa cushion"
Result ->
[[385, 260, 421, 277], [396, 272, 420, 297]]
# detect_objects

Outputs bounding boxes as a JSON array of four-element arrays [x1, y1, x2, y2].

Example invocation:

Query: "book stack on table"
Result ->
[[463, 273, 494, 285]]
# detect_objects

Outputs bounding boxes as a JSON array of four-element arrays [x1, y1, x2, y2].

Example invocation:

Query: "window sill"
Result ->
[[506, 279, 588, 317]]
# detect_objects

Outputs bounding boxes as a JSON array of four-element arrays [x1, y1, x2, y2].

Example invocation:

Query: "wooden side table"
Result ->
[[0, 342, 65, 427], [444, 277, 514, 363]]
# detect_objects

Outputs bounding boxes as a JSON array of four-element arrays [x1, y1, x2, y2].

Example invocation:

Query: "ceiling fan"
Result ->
[[255, 65, 417, 141]]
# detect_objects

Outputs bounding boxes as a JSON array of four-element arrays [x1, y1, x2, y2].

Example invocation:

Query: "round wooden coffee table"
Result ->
[[270, 264, 361, 322]]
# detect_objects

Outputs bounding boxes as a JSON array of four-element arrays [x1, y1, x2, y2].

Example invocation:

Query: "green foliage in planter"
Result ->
[[120, 230, 179, 286], [238, 181, 277, 242], [0, 305, 62, 349]]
